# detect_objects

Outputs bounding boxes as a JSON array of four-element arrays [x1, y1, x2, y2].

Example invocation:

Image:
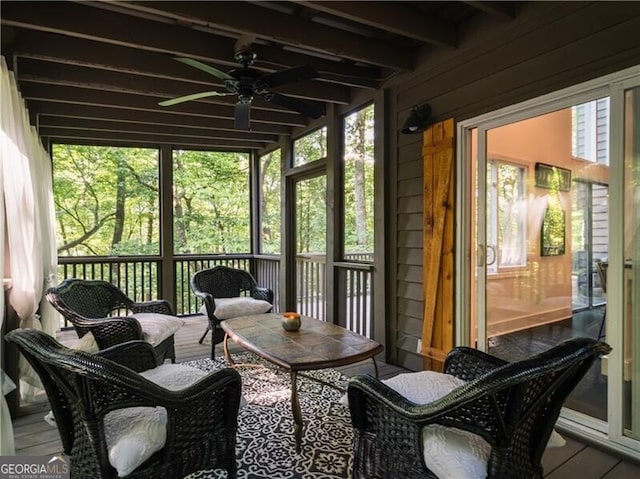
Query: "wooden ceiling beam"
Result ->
[[37, 116, 279, 144], [114, 1, 414, 70], [463, 1, 516, 20], [15, 57, 342, 111], [5, 30, 351, 104], [295, 1, 458, 47], [22, 97, 293, 135], [21, 81, 300, 134], [39, 127, 264, 150], [17, 60, 312, 127], [45, 136, 254, 152], [1, 2, 237, 63], [3, 29, 236, 86], [1, 1, 381, 86]]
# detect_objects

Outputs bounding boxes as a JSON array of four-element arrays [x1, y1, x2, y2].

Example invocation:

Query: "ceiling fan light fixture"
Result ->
[[160, 52, 321, 129], [234, 49, 257, 67], [401, 104, 432, 134]]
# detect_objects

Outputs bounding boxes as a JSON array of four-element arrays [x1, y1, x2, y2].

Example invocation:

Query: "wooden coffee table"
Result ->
[[221, 312, 384, 452]]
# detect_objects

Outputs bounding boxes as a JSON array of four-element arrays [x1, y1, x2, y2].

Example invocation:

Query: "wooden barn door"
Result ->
[[421, 118, 455, 371]]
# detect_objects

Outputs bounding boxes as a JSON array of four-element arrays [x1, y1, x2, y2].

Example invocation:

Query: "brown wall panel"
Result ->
[[396, 313, 424, 337], [397, 248, 422, 267], [397, 280, 422, 302], [397, 159, 422, 180], [397, 213, 422, 231], [397, 196, 422, 214], [389, 1, 640, 370], [397, 297, 424, 319], [397, 178, 422, 198], [397, 232, 423, 250]]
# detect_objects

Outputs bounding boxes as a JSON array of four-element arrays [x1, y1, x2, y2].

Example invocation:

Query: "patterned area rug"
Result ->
[[182, 352, 353, 479]]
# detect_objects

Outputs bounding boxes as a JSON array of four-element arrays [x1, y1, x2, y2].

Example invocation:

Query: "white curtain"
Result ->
[[1, 55, 59, 452], [1, 115, 14, 455]]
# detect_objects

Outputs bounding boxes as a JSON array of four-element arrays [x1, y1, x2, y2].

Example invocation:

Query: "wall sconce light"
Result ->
[[401, 104, 432, 134]]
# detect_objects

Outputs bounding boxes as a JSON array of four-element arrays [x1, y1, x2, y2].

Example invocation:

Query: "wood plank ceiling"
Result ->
[[1, 1, 516, 152]]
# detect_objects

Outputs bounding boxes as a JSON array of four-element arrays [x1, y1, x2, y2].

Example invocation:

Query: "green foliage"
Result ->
[[53, 145, 160, 256], [53, 145, 252, 256], [542, 200, 566, 255], [52, 115, 377, 260], [541, 168, 566, 255], [293, 128, 328, 253], [296, 175, 327, 253], [343, 104, 375, 256], [259, 150, 282, 254], [173, 150, 250, 254], [293, 127, 327, 166]]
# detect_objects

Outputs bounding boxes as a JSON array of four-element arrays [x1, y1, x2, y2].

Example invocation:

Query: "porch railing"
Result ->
[[296, 254, 326, 320], [57, 256, 163, 305], [174, 255, 253, 316], [56, 254, 374, 338], [295, 253, 374, 337]]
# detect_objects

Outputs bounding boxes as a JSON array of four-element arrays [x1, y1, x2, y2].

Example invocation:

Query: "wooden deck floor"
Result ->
[[10, 316, 640, 478]]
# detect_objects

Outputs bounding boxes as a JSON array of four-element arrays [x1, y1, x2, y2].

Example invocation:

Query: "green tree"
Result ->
[[293, 128, 328, 253], [259, 150, 282, 254], [53, 145, 160, 256], [344, 105, 375, 255], [172, 150, 251, 254], [53, 145, 252, 257]]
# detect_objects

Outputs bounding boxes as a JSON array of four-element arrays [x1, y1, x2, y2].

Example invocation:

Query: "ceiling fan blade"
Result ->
[[158, 90, 232, 107], [260, 65, 318, 89], [174, 57, 235, 81], [234, 101, 251, 129], [263, 93, 324, 119]]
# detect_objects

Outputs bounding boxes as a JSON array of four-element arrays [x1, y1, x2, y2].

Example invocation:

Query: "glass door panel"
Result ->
[[463, 66, 640, 455], [572, 181, 609, 311], [471, 102, 610, 423], [623, 85, 639, 439], [294, 174, 327, 320]]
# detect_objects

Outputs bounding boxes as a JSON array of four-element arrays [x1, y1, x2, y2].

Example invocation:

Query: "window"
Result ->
[[52, 145, 160, 256], [572, 98, 609, 164], [259, 149, 282, 254], [173, 150, 251, 254], [343, 105, 375, 261], [293, 127, 327, 167], [487, 160, 527, 272]]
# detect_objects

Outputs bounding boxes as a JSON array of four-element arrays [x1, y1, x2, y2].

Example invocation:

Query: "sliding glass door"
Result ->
[[621, 85, 639, 442], [458, 65, 640, 456]]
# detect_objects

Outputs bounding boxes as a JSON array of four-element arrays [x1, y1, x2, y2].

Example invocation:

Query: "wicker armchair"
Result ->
[[348, 337, 611, 479], [47, 278, 182, 364], [191, 266, 274, 358], [5, 328, 242, 479]]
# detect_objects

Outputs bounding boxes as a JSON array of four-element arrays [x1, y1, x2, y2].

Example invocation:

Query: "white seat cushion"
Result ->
[[73, 314, 184, 352], [104, 364, 207, 477], [198, 296, 272, 320]]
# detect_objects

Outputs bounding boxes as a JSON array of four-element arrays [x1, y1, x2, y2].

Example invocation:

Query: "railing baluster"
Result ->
[[56, 254, 373, 336]]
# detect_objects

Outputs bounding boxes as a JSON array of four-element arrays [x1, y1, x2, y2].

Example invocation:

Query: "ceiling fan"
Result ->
[[159, 50, 325, 129]]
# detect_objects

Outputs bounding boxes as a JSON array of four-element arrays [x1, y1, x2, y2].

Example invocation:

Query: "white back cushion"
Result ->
[[73, 314, 184, 352]]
